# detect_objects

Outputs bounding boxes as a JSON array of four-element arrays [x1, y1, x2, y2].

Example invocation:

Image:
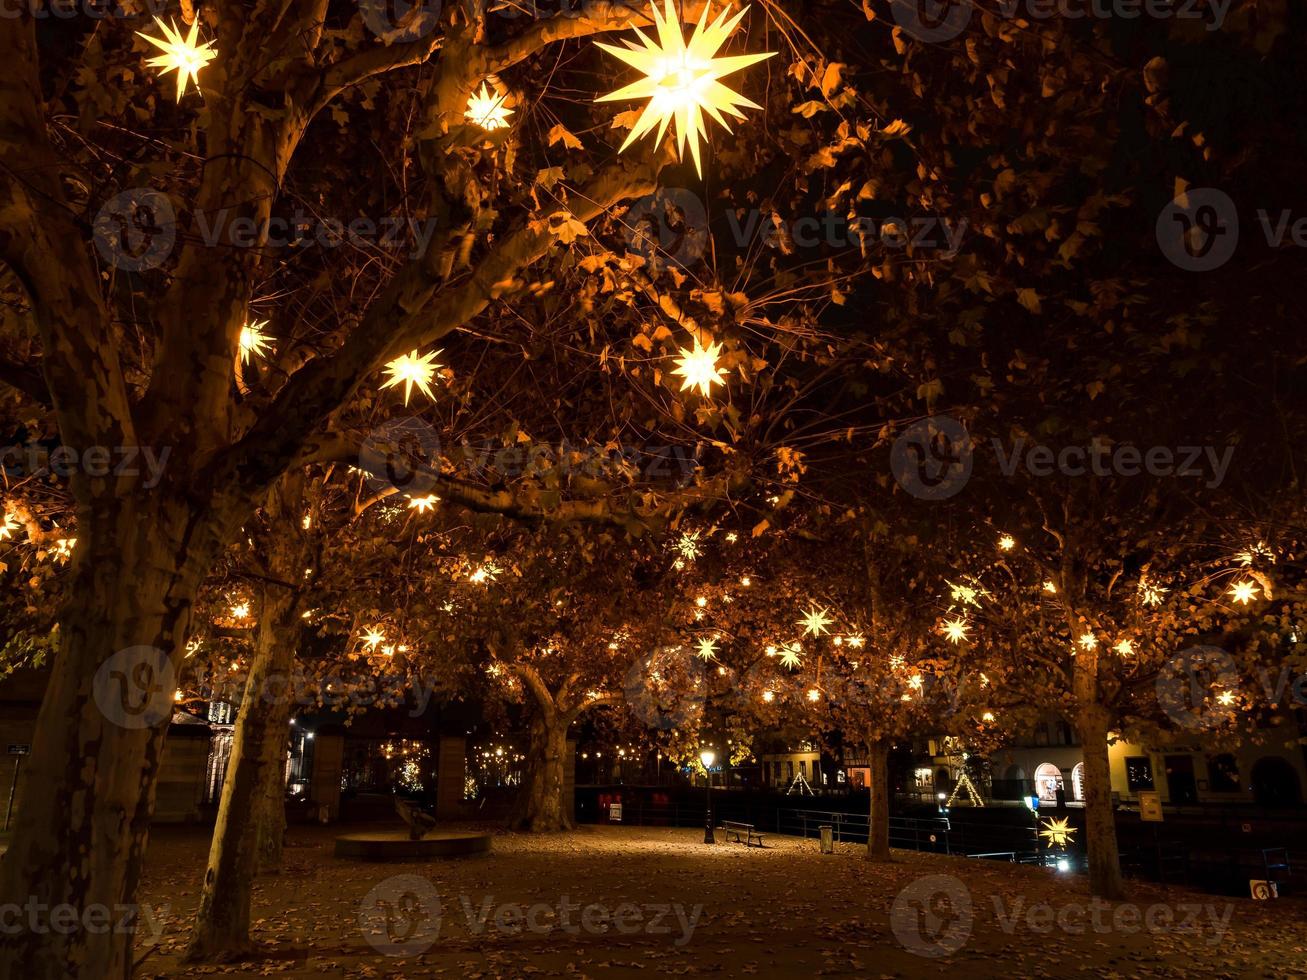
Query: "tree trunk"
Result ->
[[186, 584, 301, 960], [0, 498, 215, 980], [253, 725, 290, 876], [510, 716, 572, 832], [865, 739, 892, 862], [1075, 703, 1125, 899]]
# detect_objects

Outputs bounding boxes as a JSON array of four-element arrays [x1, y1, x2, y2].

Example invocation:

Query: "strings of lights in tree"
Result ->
[[596, 0, 776, 176], [137, 16, 216, 102]]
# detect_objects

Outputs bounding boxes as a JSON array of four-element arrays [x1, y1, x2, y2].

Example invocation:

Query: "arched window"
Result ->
[[1071, 763, 1085, 801], [1034, 763, 1064, 801]]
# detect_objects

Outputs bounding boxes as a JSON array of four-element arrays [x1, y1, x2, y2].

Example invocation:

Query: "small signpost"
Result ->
[[1138, 791, 1163, 822], [609, 802, 623, 823]]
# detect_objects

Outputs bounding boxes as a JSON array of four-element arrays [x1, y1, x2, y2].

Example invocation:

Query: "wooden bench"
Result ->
[[719, 821, 765, 847]]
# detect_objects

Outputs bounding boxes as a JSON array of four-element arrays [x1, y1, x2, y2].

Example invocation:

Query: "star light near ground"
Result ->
[[596, 0, 775, 176], [137, 16, 216, 102]]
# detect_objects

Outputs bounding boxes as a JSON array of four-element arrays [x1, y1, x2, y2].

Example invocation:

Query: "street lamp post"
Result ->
[[701, 749, 716, 844]]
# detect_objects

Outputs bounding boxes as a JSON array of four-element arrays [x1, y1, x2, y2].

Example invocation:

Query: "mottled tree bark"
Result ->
[[865, 738, 892, 862], [1075, 701, 1125, 899], [511, 714, 573, 832]]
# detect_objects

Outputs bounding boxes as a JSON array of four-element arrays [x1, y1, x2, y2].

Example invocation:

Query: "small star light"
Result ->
[[1236, 541, 1274, 566], [695, 637, 718, 660], [798, 607, 833, 637], [469, 562, 501, 585], [1078, 632, 1098, 651], [1138, 577, 1166, 607], [381, 349, 443, 405], [465, 81, 513, 131], [238, 320, 273, 364], [846, 635, 865, 649], [982, 711, 996, 723], [362, 628, 386, 651], [947, 580, 986, 608], [230, 601, 251, 620], [0, 511, 18, 540], [408, 494, 440, 514], [941, 617, 970, 645], [776, 642, 803, 670], [1228, 580, 1259, 605], [997, 534, 1016, 551], [1043, 581, 1058, 594], [595, 0, 776, 176], [137, 16, 216, 102], [677, 531, 701, 561], [1114, 638, 1135, 656], [1040, 816, 1076, 849], [761, 689, 775, 703], [806, 688, 820, 702], [671, 336, 727, 398], [52, 537, 76, 560], [1217, 689, 1237, 706]]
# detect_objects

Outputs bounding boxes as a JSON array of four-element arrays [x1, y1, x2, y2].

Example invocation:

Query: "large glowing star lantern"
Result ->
[[596, 1, 776, 176], [137, 17, 216, 102], [465, 82, 513, 131]]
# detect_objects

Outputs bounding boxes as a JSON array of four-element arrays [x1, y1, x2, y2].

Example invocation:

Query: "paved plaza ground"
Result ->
[[130, 824, 1307, 979]]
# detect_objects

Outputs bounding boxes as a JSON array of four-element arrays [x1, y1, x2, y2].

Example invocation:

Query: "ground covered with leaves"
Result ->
[[134, 824, 1306, 979]]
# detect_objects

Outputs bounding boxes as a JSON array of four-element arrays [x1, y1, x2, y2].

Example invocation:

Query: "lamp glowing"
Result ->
[[137, 16, 216, 102]]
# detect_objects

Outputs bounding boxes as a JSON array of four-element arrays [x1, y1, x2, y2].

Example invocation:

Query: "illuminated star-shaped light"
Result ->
[[469, 562, 500, 585], [982, 711, 996, 723], [695, 637, 718, 660], [997, 534, 1016, 551], [799, 606, 833, 637], [230, 602, 251, 620], [845, 635, 865, 649], [1114, 639, 1135, 656], [671, 336, 727, 398], [362, 627, 386, 651], [1235, 541, 1274, 566], [465, 81, 513, 130], [1217, 689, 1237, 706], [941, 617, 970, 644], [1042, 581, 1058, 594], [947, 579, 987, 608], [776, 642, 803, 670], [0, 511, 19, 540], [761, 689, 775, 703], [595, 0, 776, 176], [806, 688, 820, 702], [239, 320, 273, 364], [1228, 580, 1259, 605], [1138, 577, 1166, 607], [51, 537, 76, 561], [381, 349, 443, 405], [1078, 632, 1098, 651], [408, 494, 440, 514], [1040, 816, 1076, 848], [677, 530, 701, 561], [137, 16, 217, 102]]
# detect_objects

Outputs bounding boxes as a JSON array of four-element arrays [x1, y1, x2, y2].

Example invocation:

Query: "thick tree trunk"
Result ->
[[186, 585, 300, 960], [1075, 703, 1125, 899], [510, 716, 572, 832], [865, 739, 892, 862], [0, 498, 214, 980], [253, 725, 290, 876]]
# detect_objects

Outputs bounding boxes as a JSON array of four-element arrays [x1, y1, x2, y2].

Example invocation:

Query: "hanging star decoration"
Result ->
[[465, 81, 513, 131], [676, 530, 702, 561], [997, 533, 1016, 551], [671, 335, 727, 397], [239, 320, 273, 364], [798, 606, 833, 637], [1217, 689, 1237, 706], [1235, 541, 1274, 566], [775, 642, 803, 670], [408, 494, 440, 514], [1137, 577, 1166, 607], [0, 511, 18, 540], [695, 637, 718, 660], [381, 349, 443, 405], [595, 0, 776, 176], [362, 628, 386, 651], [941, 617, 969, 644], [1077, 632, 1098, 651], [1113, 638, 1135, 656], [137, 16, 217, 102], [1228, 580, 1259, 605], [1039, 816, 1076, 849], [946, 579, 988, 608]]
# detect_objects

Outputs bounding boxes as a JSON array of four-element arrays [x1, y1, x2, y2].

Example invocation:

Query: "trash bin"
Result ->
[[819, 825, 834, 854]]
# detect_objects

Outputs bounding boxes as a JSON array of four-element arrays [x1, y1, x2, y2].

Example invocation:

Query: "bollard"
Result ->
[[819, 824, 834, 854]]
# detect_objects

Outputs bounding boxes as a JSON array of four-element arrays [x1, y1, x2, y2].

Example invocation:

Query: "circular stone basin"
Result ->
[[334, 831, 492, 861]]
